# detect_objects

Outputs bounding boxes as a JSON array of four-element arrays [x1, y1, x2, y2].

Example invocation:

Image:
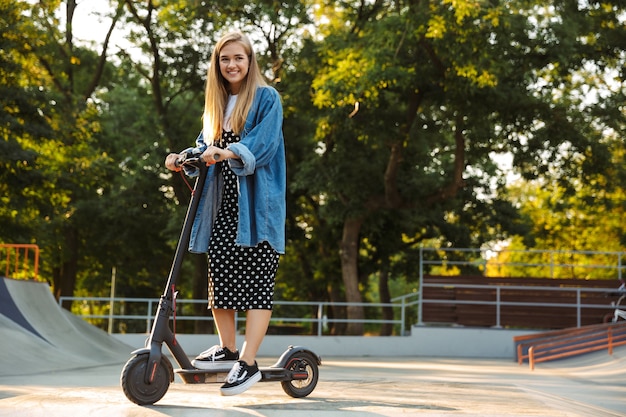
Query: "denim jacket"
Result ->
[[184, 86, 286, 254]]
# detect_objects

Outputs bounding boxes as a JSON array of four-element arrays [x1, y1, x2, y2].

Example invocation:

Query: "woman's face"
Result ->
[[219, 42, 250, 94]]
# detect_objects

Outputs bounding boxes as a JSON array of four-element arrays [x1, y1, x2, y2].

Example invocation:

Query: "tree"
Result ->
[[1, 1, 126, 302], [488, 140, 626, 279], [119, 0, 316, 319], [29, 0, 129, 305], [0, 1, 54, 241], [3, 0, 624, 337], [298, 0, 625, 333]]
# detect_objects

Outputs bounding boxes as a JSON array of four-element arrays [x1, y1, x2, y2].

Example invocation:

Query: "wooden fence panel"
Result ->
[[422, 276, 618, 329]]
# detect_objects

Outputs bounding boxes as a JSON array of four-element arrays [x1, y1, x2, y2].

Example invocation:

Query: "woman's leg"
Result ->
[[212, 308, 237, 352], [240, 309, 272, 365]]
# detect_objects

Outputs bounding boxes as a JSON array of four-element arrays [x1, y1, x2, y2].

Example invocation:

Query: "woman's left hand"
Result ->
[[201, 146, 238, 166], [201, 146, 223, 166]]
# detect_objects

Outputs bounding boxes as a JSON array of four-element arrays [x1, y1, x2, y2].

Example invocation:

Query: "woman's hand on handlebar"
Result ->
[[165, 153, 182, 172], [201, 146, 236, 166]]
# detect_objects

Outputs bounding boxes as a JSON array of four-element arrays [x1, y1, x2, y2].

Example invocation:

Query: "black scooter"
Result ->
[[120, 154, 320, 405]]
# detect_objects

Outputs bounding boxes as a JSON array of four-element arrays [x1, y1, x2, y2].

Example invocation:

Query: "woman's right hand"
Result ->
[[165, 153, 182, 171]]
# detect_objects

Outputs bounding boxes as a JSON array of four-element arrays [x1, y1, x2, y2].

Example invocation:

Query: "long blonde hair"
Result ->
[[202, 31, 268, 143]]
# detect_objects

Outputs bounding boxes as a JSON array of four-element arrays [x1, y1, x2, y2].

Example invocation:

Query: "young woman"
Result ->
[[165, 31, 286, 396]]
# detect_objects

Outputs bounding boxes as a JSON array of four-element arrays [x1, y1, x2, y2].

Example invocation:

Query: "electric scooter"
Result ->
[[120, 154, 321, 405]]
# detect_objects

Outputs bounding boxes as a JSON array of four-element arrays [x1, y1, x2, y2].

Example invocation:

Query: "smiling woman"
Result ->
[[162, 30, 287, 397], [218, 43, 250, 94]]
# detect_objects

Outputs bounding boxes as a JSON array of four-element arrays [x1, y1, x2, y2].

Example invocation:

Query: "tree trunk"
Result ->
[[327, 282, 346, 335], [340, 217, 364, 335], [56, 226, 79, 310]]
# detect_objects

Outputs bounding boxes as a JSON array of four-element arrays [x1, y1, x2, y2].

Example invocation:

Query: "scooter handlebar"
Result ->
[[175, 153, 221, 168]]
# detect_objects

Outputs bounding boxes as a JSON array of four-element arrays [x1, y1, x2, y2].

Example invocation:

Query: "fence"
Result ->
[[0, 244, 40, 281], [417, 247, 624, 329], [514, 321, 626, 369], [39, 247, 626, 334], [419, 279, 617, 329], [59, 293, 420, 336]]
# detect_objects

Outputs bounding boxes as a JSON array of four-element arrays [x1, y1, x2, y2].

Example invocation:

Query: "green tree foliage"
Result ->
[[1, 0, 116, 302], [294, 0, 625, 333], [0, 1, 54, 239], [26, 1, 135, 306], [114, 0, 214, 315], [116, 0, 313, 330], [488, 141, 626, 280], [1, 0, 624, 336], [1, 1, 187, 310]]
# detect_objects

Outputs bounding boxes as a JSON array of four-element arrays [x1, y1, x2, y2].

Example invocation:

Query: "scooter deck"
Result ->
[[174, 365, 309, 384]]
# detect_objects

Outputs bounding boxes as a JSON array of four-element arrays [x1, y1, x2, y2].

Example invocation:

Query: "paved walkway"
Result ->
[[0, 351, 624, 417]]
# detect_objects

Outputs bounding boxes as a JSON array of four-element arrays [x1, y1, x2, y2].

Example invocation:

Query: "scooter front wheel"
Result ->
[[120, 353, 173, 405], [280, 351, 319, 398]]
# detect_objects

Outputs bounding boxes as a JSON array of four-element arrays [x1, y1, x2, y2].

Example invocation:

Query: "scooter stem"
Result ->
[[143, 164, 209, 383]]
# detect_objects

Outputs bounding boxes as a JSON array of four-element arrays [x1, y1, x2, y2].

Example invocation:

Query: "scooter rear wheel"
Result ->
[[280, 351, 319, 398], [120, 353, 173, 405]]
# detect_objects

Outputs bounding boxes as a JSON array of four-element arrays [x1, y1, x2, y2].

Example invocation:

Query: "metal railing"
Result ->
[[417, 247, 625, 327], [59, 293, 420, 336], [515, 321, 626, 370], [0, 243, 40, 281], [59, 280, 618, 336], [58, 247, 624, 335], [417, 283, 616, 328]]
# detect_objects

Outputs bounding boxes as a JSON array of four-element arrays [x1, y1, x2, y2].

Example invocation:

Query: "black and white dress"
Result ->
[[207, 128, 279, 311]]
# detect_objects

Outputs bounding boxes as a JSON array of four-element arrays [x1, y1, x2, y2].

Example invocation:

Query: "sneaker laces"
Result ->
[[198, 345, 221, 360], [226, 362, 244, 383]]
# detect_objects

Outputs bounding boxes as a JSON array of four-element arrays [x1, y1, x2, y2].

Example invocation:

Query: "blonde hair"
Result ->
[[202, 31, 267, 143]]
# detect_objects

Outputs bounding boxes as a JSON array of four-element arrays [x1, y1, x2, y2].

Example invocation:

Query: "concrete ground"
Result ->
[[0, 350, 624, 417], [1, 277, 624, 416]]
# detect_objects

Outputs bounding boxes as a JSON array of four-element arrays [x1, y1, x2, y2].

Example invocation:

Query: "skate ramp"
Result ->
[[0, 277, 132, 377]]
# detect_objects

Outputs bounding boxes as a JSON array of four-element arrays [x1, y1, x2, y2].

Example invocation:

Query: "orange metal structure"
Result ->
[[515, 321, 626, 370], [0, 243, 40, 281]]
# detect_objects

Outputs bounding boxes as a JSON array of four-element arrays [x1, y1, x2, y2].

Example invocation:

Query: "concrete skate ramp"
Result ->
[[0, 277, 132, 377]]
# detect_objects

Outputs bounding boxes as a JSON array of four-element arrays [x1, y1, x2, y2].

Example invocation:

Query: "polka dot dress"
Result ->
[[207, 130, 279, 311]]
